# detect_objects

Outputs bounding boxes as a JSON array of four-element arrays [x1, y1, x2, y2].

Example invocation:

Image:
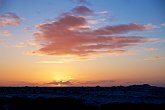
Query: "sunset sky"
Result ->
[[0, 0, 165, 87]]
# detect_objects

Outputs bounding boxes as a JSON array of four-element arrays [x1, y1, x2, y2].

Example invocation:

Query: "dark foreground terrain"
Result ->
[[0, 97, 165, 110], [0, 84, 165, 110]]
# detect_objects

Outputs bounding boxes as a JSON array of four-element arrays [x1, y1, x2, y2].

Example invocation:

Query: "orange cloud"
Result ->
[[0, 12, 21, 27], [32, 5, 155, 57]]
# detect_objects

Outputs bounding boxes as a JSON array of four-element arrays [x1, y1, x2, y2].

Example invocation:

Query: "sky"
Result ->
[[0, 0, 165, 87]]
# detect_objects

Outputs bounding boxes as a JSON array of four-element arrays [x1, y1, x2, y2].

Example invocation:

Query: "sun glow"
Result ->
[[53, 75, 72, 82]]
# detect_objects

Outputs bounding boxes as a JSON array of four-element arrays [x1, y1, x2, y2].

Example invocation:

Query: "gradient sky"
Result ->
[[0, 0, 165, 87]]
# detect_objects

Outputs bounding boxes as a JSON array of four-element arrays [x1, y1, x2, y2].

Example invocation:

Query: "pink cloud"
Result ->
[[72, 5, 93, 15], [93, 23, 156, 35], [32, 5, 155, 57], [0, 12, 21, 27]]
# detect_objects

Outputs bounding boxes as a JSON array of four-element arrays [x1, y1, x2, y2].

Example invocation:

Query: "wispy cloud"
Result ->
[[24, 26, 34, 31], [47, 81, 73, 86], [32, 5, 156, 57], [79, 80, 116, 86], [96, 11, 109, 15], [37, 57, 94, 64], [47, 80, 117, 86], [145, 48, 158, 52], [13, 39, 37, 48], [161, 23, 165, 27], [0, 80, 39, 87], [142, 24, 159, 30], [144, 56, 165, 61], [0, 30, 12, 37], [46, 79, 145, 87], [0, 12, 21, 27]]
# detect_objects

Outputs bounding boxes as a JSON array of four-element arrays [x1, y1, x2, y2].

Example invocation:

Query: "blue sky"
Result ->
[[1, 0, 165, 41]]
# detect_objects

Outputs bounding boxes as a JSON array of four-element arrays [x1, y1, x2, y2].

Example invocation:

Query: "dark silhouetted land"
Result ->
[[0, 84, 165, 110]]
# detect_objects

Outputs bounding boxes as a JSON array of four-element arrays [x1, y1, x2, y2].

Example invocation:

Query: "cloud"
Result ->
[[72, 5, 93, 15], [142, 24, 159, 30], [96, 11, 109, 15], [32, 5, 155, 57], [0, 12, 21, 27], [13, 39, 37, 48], [0, 80, 39, 87], [47, 81, 73, 86], [47, 79, 164, 87], [161, 23, 165, 27], [93, 23, 157, 35], [37, 57, 94, 64], [37, 50, 129, 64], [47, 80, 117, 86], [38, 60, 66, 64], [79, 80, 116, 86], [24, 26, 34, 31], [0, 30, 12, 37], [145, 48, 158, 52], [37, 58, 93, 64], [144, 56, 165, 61], [46, 80, 133, 87]]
